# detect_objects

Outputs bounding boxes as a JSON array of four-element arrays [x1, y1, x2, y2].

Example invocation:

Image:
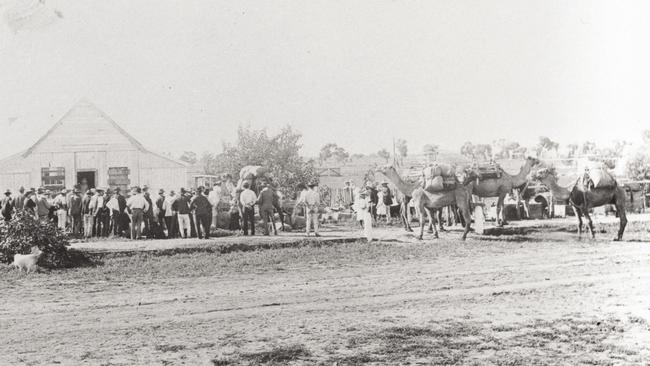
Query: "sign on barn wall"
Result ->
[[108, 167, 130, 191]]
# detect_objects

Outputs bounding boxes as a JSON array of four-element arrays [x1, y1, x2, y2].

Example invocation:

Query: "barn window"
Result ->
[[41, 167, 65, 190]]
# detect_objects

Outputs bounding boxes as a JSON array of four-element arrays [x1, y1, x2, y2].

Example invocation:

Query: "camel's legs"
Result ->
[[400, 200, 413, 232], [417, 205, 425, 240], [582, 209, 596, 239], [460, 206, 472, 240], [496, 193, 506, 226], [438, 209, 446, 232], [573, 206, 584, 236], [614, 190, 628, 241]]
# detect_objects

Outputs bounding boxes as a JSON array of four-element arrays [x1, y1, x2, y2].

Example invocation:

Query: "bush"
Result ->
[[0, 210, 72, 268]]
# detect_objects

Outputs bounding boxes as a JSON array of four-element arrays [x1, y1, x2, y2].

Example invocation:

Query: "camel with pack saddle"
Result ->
[[531, 165, 627, 241], [466, 157, 540, 226], [376, 165, 473, 240]]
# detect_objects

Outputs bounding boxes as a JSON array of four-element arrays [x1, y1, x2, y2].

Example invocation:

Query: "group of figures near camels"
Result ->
[[375, 157, 628, 241]]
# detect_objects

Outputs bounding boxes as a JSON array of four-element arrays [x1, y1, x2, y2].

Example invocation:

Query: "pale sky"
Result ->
[[1, 0, 649, 159]]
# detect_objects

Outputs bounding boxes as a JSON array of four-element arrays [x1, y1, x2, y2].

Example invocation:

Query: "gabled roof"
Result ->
[[22, 99, 148, 157]]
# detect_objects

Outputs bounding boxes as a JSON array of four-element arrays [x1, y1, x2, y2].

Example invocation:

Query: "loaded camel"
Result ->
[[376, 165, 473, 240], [532, 166, 627, 241], [467, 157, 539, 226], [375, 165, 442, 233]]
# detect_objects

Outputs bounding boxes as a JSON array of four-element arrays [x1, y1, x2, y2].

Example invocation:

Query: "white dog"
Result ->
[[12, 246, 42, 273]]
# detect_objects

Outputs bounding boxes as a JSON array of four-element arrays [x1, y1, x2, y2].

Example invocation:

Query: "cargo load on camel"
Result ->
[[422, 163, 457, 193], [471, 162, 502, 180], [237, 165, 270, 192], [580, 162, 616, 189]]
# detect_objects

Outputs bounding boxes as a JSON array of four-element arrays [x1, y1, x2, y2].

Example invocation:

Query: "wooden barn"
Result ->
[[0, 100, 188, 193]]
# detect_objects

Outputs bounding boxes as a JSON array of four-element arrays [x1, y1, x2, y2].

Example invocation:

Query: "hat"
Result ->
[[37, 187, 45, 193], [89, 188, 96, 193], [381, 182, 389, 186], [180, 188, 186, 194], [215, 180, 222, 185], [73, 188, 81, 193], [114, 187, 121, 192], [95, 187, 105, 192], [4, 189, 11, 195], [307, 180, 318, 187], [158, 189, 165, 194]]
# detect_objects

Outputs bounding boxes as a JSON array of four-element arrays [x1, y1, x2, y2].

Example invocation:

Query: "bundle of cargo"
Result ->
[[422, 163, 457, 193], [472, 162, 502, 180], [237, 165, 271, 191], [579, 162, 616, 189]]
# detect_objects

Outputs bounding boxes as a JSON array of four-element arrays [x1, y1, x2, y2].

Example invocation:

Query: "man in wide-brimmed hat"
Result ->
[[53, 188, 69, 231], [34, 187, 51, 222], [69, 187, 83, 235], [302, 180, 321, 237], [1, 189, 14, 222]]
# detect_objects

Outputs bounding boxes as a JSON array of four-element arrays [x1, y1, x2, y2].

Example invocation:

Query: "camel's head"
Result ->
[[530, 166, 557, 181], [525, 156, 541, 168]]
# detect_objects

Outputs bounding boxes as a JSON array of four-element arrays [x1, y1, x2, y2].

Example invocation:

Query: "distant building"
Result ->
[[0, 100, 188, 193]]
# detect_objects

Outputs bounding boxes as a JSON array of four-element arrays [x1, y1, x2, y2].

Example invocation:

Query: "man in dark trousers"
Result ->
[[366, 183, 379, 223], [142, 186, 154, 237], [1, 189, 14, 222], [116, 188, 128, 237], [191, 186, 212, 239], [13, 186, 26, 213], [239, 182, 257, 236], [155, 189, 167, 235], [68, 188, 83, 235], [256, 182, 275, 235]]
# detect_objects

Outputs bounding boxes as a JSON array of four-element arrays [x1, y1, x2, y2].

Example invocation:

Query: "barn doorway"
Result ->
[[77, 171, 96, 193]]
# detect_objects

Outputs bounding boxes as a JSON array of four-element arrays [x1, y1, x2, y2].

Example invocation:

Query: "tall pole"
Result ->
[[393, 137, 398, 167]]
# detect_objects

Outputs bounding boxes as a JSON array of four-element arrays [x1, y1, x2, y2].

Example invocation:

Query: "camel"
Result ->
[[532, 167, 627, 241], [467, 157, 539, 226], [376, 165, 472, 240]]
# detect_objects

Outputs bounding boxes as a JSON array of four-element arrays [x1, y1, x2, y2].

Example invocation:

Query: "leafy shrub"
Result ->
[[0, 210, 72, 268]]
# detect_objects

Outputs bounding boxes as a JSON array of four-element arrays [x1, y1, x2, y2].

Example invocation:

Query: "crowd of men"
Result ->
[[0, 175, 325, 240], [0, 179, 237, 240]]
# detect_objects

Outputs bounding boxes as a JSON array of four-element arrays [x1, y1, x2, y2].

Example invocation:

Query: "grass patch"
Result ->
[[327, 316, 646, 365], [216, 344, 312, 365]]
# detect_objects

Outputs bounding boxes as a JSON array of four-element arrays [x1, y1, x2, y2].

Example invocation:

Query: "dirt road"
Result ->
[[2, 222, 650, 365]]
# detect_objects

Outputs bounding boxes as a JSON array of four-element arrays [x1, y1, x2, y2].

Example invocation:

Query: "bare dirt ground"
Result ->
[[2, 215, 650, 365]]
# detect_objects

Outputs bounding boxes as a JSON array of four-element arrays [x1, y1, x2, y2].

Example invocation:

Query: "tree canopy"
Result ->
[[202, 125, 318, 195]]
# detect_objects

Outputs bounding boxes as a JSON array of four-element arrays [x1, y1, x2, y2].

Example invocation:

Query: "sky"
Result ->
[[1, 0, 649, 160]]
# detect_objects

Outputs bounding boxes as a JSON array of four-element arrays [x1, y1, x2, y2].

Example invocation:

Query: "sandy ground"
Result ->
[[2, 215, 650, 365]]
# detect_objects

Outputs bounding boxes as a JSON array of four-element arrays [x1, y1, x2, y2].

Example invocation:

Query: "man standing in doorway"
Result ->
[[68, 188, 83, 235], [81, 189, 94, 238]]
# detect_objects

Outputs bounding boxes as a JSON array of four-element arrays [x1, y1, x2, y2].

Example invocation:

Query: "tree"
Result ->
[[460, 141, 474, 159], [493, 139, 521, 159], [581, 141, 597, 155], [200, 125, 318, 196], [396, 139, 408, 165], [179, 151, 198, 164], [319, 143, 349, 164], [422, 144, 439, 162], [377, 148, 391, 163], [536, 136, 559, 158], [566, 143, 579, 158]]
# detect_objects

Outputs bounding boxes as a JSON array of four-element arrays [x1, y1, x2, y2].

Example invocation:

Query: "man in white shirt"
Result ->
[[208, 181, 222, 229], [127, 186, 150, 239], [239, 182, 257, 236], [163, 190, 177, 238], [53, 189, 69, 231], [302, 181, 321, 237]]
